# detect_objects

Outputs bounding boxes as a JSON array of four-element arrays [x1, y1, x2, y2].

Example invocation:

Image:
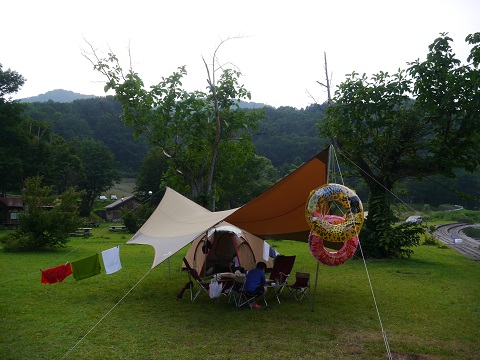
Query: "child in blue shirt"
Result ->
[[244, 261, 268, 309]]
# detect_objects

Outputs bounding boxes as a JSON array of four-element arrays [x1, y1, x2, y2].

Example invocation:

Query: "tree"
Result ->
[[134, 146, 169, 205], [0, 176, 83, 251], [76, 138, 120, 216], [84, 39, 266, 209], [0, 64, 25, 98], [0, 64, 27, 196], [43, 135, 85, 194], [320, 33, 480, 258]]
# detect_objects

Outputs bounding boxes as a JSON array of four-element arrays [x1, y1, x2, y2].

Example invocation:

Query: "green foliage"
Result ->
[[0, 63, 25, 97], [427, 209, 480, 224], [0, 176, 83, 251], [0, 64, 37, 196], [121, 203, 153, 233], [423, 234, 439, 246], [256, 104, 328, 168], [42, 135, 85, 194], [134, 147, 168, 205], [77, 138, 121, 216], [24, 96, 151, 176], [320, 33, 480, 258], [361, 222, 423, 258], [121, 210, 139, 233], [403, 168, 480, 209], [88, 45, 266, 209]]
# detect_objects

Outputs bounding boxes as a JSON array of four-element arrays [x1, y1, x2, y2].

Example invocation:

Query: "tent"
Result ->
[[127, 147, 332, 269], [183, 221, 274, 275]]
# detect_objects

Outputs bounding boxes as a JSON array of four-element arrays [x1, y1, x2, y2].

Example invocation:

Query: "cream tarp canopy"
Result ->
[[127, 147, 331, 269], [126, 187, 238, 269]]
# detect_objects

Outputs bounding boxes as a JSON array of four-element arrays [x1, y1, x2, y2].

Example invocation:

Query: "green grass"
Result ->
[[1, 224, 479, 359], [108, 178, 136, 198]]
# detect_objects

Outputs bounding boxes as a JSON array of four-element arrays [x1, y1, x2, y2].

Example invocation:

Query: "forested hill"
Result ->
[[20, 89, 97, 103], [23, 96, 150, 176], [19, 94, 480, 209], [22, 95, 328, 175]]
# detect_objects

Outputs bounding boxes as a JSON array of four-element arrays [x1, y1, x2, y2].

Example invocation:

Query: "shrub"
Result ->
[[122, 211, 140, 233], [423, 235, 439, 246], [0, 177, 83, 252], [361, 222, 424, 258]]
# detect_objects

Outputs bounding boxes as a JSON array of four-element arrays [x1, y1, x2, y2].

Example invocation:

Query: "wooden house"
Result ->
[[104, 196, 141, 222], [0, 198, 24, 227]]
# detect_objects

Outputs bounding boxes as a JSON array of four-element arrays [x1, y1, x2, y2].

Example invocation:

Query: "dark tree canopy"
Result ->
[[321, 33, 480, 258]]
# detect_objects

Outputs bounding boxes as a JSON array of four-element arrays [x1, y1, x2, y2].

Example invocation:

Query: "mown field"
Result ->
[[0, 223, 479, 360], [104, 178, 136, 199]]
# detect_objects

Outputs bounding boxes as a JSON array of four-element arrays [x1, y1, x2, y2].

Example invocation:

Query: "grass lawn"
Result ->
[[1, 224, 479, 359], [108, 178, 136, 198]]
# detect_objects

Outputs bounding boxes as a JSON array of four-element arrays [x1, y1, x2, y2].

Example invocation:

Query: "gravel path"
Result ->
[[432, 223, 480, 261]]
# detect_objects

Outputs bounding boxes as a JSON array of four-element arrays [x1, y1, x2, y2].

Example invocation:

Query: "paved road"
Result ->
[[432, 223, 480, 261]]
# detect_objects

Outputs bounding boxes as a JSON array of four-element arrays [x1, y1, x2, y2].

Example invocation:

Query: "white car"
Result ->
[[99, 195, 107, 200], [406, 216, 423, 225]]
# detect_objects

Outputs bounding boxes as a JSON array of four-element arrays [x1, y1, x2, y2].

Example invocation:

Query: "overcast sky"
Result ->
[[3, 0, 479, 109]]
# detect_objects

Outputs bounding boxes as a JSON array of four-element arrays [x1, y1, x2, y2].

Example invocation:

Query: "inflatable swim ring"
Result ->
[[308, 215, 359, 266], [305, 183, 364, 242]]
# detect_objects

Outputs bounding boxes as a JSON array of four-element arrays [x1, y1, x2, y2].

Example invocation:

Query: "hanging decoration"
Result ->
[[308, 215, 359, 266], [305, 183, 364, 243]]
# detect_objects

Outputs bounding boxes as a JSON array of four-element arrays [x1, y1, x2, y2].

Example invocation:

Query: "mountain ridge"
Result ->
[[20, 89, 97, 103], [19, 88, 267, 108]]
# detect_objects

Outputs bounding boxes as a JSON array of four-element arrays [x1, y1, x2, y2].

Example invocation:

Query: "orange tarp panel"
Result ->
[[225, 148, 329, 243]]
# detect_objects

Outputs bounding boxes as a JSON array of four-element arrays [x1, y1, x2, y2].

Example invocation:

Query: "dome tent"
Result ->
[[183, 222, 274, 276]]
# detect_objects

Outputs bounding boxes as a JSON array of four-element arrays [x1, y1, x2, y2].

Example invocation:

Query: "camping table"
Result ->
[[216, 273, 237, 293], [109, 226, 126, 232], [216, 273, 245, 305], [266, 280, 284, 305]]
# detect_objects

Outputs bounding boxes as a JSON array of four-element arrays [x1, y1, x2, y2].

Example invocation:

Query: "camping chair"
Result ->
[[286, 272, 310, 301], [183, 257, 211, 301], [228, 276, 263, 308], [267, 255, 296, 304]]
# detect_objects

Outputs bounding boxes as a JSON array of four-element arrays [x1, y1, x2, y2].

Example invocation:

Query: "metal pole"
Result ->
[[311, 145, 333, 312]]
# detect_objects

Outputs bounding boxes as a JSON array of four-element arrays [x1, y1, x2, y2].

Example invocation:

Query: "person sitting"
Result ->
[[244, 261, 268, 309]]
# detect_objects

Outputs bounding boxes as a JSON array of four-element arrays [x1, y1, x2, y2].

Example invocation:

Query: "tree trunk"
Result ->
[[362, 176, 396, 257]]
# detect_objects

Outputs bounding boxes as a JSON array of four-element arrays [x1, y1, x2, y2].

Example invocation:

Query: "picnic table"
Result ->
[[69, 228, 92, 237], [109, 225, 126, 232]]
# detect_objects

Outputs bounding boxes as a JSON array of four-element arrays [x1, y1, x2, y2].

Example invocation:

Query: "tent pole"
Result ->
[[311, 145, 333, 312], [202, 229, 209, 278], [311, 261, 320, 312]]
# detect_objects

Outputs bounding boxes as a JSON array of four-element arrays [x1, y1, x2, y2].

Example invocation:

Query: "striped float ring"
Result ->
[[305, 183, 364, 242], [308, 215, 359, 266]]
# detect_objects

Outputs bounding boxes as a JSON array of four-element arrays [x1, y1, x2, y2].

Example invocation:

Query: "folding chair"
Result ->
[[286, 272, 310, 301], [267, 255, 296, 304], [183, 257, 211, 301], [228, 276, 261, 308]]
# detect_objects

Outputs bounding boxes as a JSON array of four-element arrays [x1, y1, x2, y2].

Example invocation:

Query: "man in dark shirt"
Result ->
[[244, 261, 268, 309]]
